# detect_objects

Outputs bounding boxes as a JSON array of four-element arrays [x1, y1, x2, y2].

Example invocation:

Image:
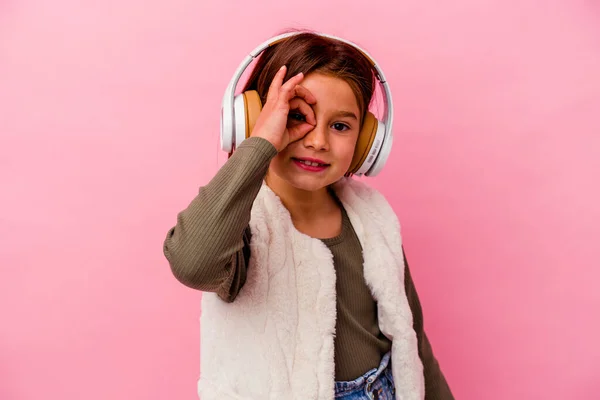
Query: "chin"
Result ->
[[288, 176, 335, 192], [273, 169, 346, 193]]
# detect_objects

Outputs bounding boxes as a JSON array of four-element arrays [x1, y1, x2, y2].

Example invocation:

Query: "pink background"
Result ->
[[1, 0, 599, 399]]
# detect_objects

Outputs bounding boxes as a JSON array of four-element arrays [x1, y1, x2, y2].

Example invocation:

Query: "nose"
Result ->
[[302, 122, 330, 152]]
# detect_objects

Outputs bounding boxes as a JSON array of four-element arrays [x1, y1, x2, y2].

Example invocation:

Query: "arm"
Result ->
[[164, 66, 316, 301], [163, 137, 277, 302], [403, 250, 455, 400]]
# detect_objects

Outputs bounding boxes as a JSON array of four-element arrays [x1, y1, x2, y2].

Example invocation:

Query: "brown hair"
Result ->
[[242, 30, 376, 123]]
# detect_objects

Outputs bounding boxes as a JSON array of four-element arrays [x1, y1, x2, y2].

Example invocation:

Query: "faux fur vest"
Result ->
[[198, 177, 425, 400]]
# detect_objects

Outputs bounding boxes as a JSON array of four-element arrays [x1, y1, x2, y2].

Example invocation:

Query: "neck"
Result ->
[[265, 173, 338, 222]]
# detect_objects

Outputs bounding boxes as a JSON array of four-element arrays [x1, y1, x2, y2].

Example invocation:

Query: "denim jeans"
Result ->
[[334, 352, 396, 400]]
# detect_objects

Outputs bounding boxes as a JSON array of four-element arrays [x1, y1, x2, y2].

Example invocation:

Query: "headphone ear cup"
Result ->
[[365, 121, 390, 176], [233, 94, 247, 150], [243, 90, 263, 138], [233, 90, 263, 150], [348, 112, 378, 174]]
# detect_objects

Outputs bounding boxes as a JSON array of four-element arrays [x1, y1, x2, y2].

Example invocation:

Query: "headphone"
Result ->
[[220, 32, 394, 176]]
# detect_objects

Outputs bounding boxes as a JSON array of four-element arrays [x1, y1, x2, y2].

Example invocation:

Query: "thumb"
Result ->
[[289, 122, 315, 142]]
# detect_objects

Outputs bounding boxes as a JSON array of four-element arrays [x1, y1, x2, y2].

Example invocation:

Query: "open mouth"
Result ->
[[291, 158, 330, 172], [293, 158, 329, 167]]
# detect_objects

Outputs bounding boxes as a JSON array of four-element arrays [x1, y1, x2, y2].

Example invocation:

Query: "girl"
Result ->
[[163, 31, 454, 400]]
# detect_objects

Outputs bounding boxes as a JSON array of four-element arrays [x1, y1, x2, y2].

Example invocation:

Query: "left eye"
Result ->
[[332, 123, 350, 131]]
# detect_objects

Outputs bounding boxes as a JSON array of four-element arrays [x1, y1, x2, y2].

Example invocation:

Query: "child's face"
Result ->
[[268, 72, 361, 192]]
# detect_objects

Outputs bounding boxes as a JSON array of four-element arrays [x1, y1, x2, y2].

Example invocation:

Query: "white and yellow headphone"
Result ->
[[220, 31, 394, 176]]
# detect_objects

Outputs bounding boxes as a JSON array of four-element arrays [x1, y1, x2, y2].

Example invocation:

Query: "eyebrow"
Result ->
[[334, 110, 358, 120]]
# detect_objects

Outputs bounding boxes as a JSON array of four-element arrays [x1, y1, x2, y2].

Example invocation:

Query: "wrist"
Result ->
[[240, 136, 279, 157], [250, 133, 281, 152]]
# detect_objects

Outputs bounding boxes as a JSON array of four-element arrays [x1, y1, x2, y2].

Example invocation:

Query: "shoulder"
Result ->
[[332, 177, 392, 209], [332, 177, 401, 231]]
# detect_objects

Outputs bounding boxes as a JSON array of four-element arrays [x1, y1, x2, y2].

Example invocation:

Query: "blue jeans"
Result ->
[[334, 352, 396, 400]]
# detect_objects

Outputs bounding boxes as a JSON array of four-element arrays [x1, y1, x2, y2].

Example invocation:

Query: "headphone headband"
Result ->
[[220, 31, 394, 176]]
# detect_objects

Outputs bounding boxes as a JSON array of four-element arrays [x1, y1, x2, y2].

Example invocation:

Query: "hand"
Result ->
[[250, 66, 317, 152]]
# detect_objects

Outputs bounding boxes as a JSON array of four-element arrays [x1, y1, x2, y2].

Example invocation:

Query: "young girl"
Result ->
[[163, 31, 454, 400]]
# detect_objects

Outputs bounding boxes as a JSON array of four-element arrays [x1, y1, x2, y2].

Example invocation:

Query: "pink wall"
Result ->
[[1, 1, 599, 399]]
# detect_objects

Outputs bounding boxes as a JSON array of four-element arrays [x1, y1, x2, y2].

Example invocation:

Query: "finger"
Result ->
[[266, 65, 287, 102], [279, 72, 304, 97], [288, 122, 315, 143], [293, 85, 317, 105], [289, 98, 316, 126]]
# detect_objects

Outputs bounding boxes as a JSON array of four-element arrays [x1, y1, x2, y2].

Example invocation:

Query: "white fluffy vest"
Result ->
[[198, 178, 425, 400]]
